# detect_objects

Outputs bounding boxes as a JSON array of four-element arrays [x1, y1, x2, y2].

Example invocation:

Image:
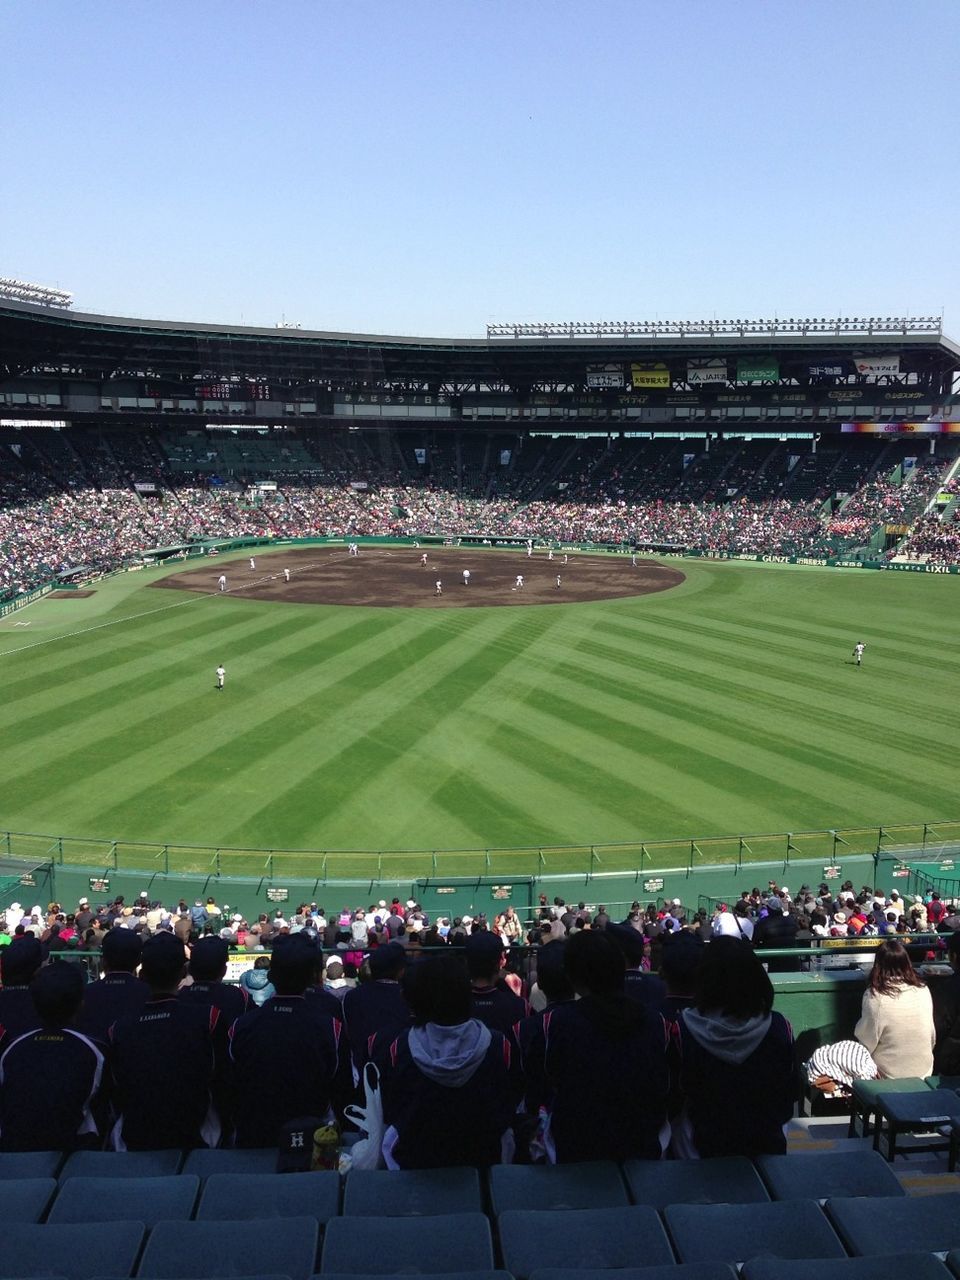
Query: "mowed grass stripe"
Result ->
[[2, 610, 412, 825], [4, 558, 959, 852], [211, 610, 567, 851], [0, 606, 407, 803], [308, 611, 592, 851], [93, 610, 554, 849], [589, 619, 956, 745]]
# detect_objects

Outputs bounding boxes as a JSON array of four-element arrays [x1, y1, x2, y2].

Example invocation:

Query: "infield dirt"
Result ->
[[152, 546, 684, 607]]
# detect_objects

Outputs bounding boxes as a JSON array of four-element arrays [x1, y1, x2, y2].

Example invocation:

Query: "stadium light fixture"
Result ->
[[486, 316, 941, 339], [0, 277, 73, 308]]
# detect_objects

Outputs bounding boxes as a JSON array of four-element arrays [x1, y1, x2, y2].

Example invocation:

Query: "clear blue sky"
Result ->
[[3, 0, 958, 337]]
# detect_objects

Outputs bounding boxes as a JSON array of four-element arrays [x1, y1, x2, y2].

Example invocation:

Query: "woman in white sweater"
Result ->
[[855, 940, 935, 1078]]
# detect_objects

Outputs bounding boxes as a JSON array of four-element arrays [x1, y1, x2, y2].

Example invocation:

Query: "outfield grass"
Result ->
[[2, 551, 958, 880]]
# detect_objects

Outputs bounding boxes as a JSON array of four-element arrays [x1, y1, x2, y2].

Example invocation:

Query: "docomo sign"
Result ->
[[854, 356, 901, 377], [586, 364, 625, 389], [687, 360, 727, 386]]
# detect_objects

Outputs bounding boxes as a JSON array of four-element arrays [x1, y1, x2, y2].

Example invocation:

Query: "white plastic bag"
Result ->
[[339, 1061, 385, 1171]]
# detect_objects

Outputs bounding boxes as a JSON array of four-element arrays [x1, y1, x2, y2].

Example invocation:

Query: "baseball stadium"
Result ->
[[5, 289, 960, 1247], [1, 297, 960, 917]]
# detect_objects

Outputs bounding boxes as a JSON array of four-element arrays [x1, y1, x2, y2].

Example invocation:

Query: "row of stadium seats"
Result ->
[[1, 1150, 960, 1276], [3, 1195, 960, 1278]]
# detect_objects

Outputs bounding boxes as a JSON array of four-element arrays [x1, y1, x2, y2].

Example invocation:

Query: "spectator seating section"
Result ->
[[872, 1089, 960, 1162], [138, 1218, 320, 1280], [498, 1206, 673, 1280], [664, 1199, 847, 1264], [530, 1270, 738, 1280], [0, 1179, 57, 1224], [488, 1162, 628, 1213], [59, 1149, 183, 1180], [0, 1152, 63, 1180], [181, 1148, 279, 1177], [342, 1167, 482, 1216], [321, 1213, 494, 1275], [849, 1077, 929, 1138], [826, 1192, 960, 1256], [0, 1222, 145, 1280], [755, 1151, 905, 1200], [623, 1156, 768, 1209], [5, 1146, 960, 1277], [197, 1171, 340, 1222], [743, 1257, 953, 1280], [47, 1175, 199, 1225]]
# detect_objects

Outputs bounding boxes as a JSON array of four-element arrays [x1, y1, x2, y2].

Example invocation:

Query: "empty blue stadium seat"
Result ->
[[743, 1254, 952, 1280], [827, 1193, 960, 1256], [138, 1219, 320, 1280], [197, 1172, 339, 1222], [499, 1206, 673, 1280], [0, 1179, 57, 1224], [623, 1156, 768, 1209], [531, 1268, 737, 1280], [756, 1151, 905, 1201], [343, 1167, 481, 1216], [0, 1222, 145, 1280], [60, 1150, 182, 1181], [665, 1200, 847, 1264], [488, 1162, 627, 1214], [48, 1176, 200, 1226], [181, 1148, 279, 1178], [321, 1213, 493, 1275], [0, 1152, 63, 1181]]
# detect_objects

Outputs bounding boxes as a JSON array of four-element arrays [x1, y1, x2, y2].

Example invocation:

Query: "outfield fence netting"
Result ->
[[4, 820, 960, 884]]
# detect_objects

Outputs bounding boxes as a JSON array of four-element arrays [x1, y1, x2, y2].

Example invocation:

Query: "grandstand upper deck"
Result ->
[[1, 300, 958, 428]]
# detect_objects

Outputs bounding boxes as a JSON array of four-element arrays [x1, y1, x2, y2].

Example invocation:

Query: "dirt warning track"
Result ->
[[151, 547, 685, 608]]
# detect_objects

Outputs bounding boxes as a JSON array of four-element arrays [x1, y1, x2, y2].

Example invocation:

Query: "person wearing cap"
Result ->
[[0, 962, 106, 1151], [228, 933, 353, 1148], [465, 930, 527, 1037], [522, 930, 672, 1163], [178, 937, 249, 1025], [0, 937, 44, 1048], [375, 951, 523, 1169], [342, 942, 411, 1072], [108, 932, 223, 1150], [77, 929, 150, 1044]]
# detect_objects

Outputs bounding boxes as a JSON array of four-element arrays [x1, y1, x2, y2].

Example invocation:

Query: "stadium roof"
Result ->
[[1, 298, 958, 394]]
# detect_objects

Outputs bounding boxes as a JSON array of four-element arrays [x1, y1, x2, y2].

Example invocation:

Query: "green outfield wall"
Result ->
[[3, 822, 957, 924]]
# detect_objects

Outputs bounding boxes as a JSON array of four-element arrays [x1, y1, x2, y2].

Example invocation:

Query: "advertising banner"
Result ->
[[854, 356, 901, 376], [809, 364, 844, 377], [414, 448, 427, 464], [736, 358, 779, 382], [842, 421, 960, 433], [687, 360, 728, 386], [631, 362, 670, 389], [586, 364, 625, 389], [682, 453, 696, 469]]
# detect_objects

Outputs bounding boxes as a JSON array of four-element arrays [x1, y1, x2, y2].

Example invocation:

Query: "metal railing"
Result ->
[[3, 819, 959, 884]]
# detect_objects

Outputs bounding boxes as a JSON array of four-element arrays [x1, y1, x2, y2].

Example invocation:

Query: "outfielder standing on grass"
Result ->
[[216, 664, 225, 690], [853, 642, 865, 666]]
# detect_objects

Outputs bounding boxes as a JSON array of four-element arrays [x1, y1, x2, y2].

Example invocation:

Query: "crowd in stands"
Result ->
[[0, 880, 959, 1165], [897, 512, 960, 564], [2, 428, 958, 602]]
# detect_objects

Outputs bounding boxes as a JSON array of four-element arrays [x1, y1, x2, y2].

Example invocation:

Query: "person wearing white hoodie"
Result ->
[[674, 937, 797, 1158], [375, 952, 523, 1169]]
